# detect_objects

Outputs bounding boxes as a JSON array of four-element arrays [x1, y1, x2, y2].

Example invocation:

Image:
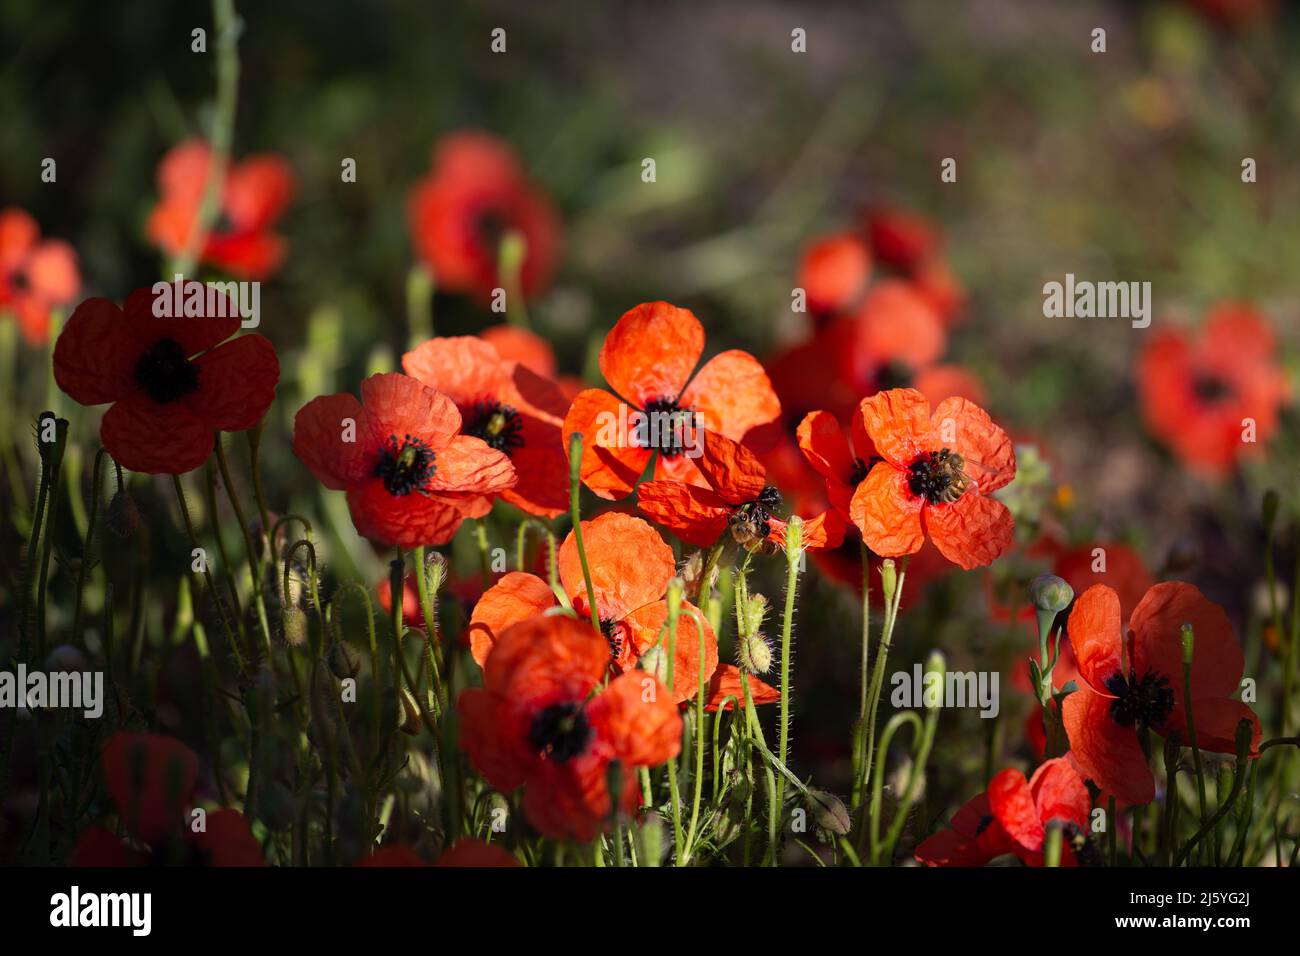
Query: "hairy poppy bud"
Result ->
[[281, 606, 309, 647], [739, 631, 772, 675], [743, 592, 769, 639], [1030, 574, 1073, 614], [805, 789, 850, 836], [328, 640, 362, 680], [106, 488, 142, 538], [880, 559, 898, 605]]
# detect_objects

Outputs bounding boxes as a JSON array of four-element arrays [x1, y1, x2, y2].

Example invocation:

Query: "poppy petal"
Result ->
[[1029, 757, 1091, 830], [101, 732, 199, 844], [930, 396, 1016, 492], [704, 664, 780, 711], [1062, 686, 1155, 805], [360, 373, 462, 451], [426, 435, 516, 497], [850, 461, 924, 557], [345, 480, 467, 549], [988, 768, 1044, 855], [458, 688, 530, 791], [53, 297, 144, 405], [223, 154, 295, 232], [187, 334, 279, 431], [922, 492, 1014, 570], [679, 349, 781, 444], [587, 671, 683, 766], [1130, 582, 1242, 701], [637, 479, 733, 548], [25, 239, 80, 303], [1167, 698, 1260, 755], [482, 614, 611, 701], [122, 286, 241, 357], [292, 392, 371, 490], [467, 572, 558, 668], [1066, 585, 1125, 694], [694, 429, 769, 503], [600, 301, 704, 407], [562, 388, 652, 500], [558, 512, 676, 620], [624, 599, 720, 704], [797, 410, 855, 485], [860, 388, 934, 469], [401, 336, 510, 402], [101, 391, 213, 475]]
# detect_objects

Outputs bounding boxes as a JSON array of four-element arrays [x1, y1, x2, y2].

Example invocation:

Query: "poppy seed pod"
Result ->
[[1030, 573, 1073, 614], [106, 487, 142, 538]]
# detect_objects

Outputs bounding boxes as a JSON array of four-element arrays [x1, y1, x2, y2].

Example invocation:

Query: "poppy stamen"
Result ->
[[1192, 373, 1231, 404], [641, 396, 697, 459], [1104, 669, 1175, 729], [464, 399, 525, 455], [529, 701, 593, 763], [907, 448, 969, 505], [134, 338, 200, 405], [598, 617, 622, 659], [376, 433, 437, 497]]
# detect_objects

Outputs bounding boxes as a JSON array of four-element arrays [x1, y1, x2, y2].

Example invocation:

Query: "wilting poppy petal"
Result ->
[[922, 492, 1014, 570], [101, 732, 199, 844], [586, 671, 683, 766], [467, 571, 558, 668], [292, 392, 371, 490], [704, 664, 780, 711], [637, 479, 732, 548], [1062, 686, 1155, 805], [1066, 585, 1125, 694], [851, 461, 924, 557], [187, 334, 279, 431], [679, 350, 781, 445], [557, 512, 676, 620], [562, 387, 652, 500], [1130, 581, 1242, 703], [599, 301, 703, 406], [101, 390, 213, 475]]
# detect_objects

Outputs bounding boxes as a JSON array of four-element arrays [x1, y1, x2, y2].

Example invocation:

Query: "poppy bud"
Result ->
[[805, 789, 850, 836], [395, 685, 422, 735], [106, 488, 142, 538], [783, 514, 804, 559], [1030, 574, 1074, 614], [281, 606, 309, 647], [328, 640, 362, 680], [880, 559, 897, 606], [739, 631, 772, 675], [924, 650, 945, 711], [743, 592, 769, 639], [1180, 622, 1194, 666]]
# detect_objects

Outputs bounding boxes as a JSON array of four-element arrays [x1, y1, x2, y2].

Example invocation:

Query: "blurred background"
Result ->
[[2, 0, 1297, 861]]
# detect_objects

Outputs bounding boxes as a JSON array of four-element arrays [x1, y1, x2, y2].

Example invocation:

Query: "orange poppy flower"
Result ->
[[0, 207, 80, 344], [467, 512, 717, 704], [1137, 304, 1287, 478], [402, 335, 569, 517], [563, 301, 781, 499], [101, 732, 198, 844], [796, 231, 872, 319], [52, 288, 279, 474], [915, 758, 1093, 867], [459, 614, 682, 841], [407, 130, 561, 301], [146, 139, 295, 279], [293, 373, 516, 549], [637, 429, 845, 552], [1062, 582, 1261, 805], [848, 388, 1015, 569]]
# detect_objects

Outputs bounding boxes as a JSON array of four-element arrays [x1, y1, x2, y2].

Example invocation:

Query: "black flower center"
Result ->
[[875, 361, 914, 392], [375, 434, 436, 497], [463, 399, 525, 455], [1105, 669, 1175, 729], [475, 207, 509, 254], [1192, 373, 1231, 404], [598, 616, 622, 658], [1057, 820, 1101, 867], [641, 396, 697, 459], [907, 448, 966, 504], [848, 455, 880, 486], [529, 701, 593, 763], [135, 338, 199, 405]]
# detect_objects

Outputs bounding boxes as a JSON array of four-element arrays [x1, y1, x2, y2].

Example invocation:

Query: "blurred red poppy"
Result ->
[[146, 139, 295, 279], [407, 130, 561, 301], [0, 206, 80, 344], [52, 287, 279, 474]]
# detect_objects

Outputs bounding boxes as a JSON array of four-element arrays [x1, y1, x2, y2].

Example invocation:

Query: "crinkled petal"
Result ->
[[624, 599, 719, 704], [930, 396, 1015, 492], [1066, 585, 1125, 694], [467, 572, 558, 669], [637, 479, 732, 549], [600, 302, 704, 407], [679, 349, 781, 443], [292, 392, 371, 490], [187, 334, 279, 432], [850, 461, 924, 557], [922, 492, 1014, 570], [558, 512, 675, 619], [360, 372, 462, 450], [425, 435, 516, 497], [860, 388, 934, 469], [1062, 686, 1154, 805], [587, 671, 683, 766], [704, 664, 780, 711], [562, 387, 652, 499], [53, 297, 144, 405], [101, 391, 212, 475], [346, 480, 466, 549]]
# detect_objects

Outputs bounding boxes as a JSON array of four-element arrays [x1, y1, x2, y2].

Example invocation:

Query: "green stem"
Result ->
[[70, 448, 107, 643], [172, 474, 248, 678], [567, 433, 601, 636]]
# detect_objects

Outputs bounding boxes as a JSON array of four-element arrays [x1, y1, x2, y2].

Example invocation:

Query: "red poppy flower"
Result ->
[[294, 373, 515, 549], [1062, 582, 1261, 805], [101, 732, 199, 844], [1053, 541, 1153, 624], [407, 130, 561, 301], [459, 614, 682, 841], [0, 207, 80, 344], [848, 388, 1015, 569], [435, 839, 520, 867], [563, 301, 781, 499], [916, 758, 1093, 867], [637, 429, 844, 553], [358, 845, 427, 866], [187, 809, 265, 866], [866, 207, 943, 273], [402, 335, 569, 517], [52, 288, 278, 474], [146, 139, 295, 279], [1137, 304, 1287, 478], [467, 512, 717, 704], [797, 231, 872, 319], [69, 809, 263, 867]]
